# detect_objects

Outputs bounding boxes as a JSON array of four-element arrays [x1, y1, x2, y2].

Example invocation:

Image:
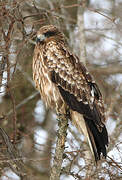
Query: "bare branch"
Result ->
[[0, 128, 26, 177], [7, 91, 39, 116], [50, 114, 68, 180], [90, 64, 122, 75], [77, 0, 87, 64]]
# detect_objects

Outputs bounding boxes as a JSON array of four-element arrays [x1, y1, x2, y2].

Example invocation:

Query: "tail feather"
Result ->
[[84, 116, 108, 161], [71, 111, 108, 162], [85, 123, 99, 161]]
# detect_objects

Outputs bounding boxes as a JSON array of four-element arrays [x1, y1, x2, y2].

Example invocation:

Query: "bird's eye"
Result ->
[[36, 31, 56, 44], [44, 31, 56, 38]]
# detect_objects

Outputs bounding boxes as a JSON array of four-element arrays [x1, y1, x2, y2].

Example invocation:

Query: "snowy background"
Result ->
[[0, 0, 122, 179]]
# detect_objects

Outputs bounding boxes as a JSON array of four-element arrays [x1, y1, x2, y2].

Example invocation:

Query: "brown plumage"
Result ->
[[33, 25, 108, 162]]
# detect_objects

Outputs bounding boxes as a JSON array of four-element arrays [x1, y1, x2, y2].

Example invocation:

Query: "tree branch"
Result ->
[[50, 114, 68, 180], [90, 64, 122, 75], [77, 0, 87, 64]]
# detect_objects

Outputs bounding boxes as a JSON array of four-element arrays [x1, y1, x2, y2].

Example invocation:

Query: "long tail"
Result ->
[[84, 116, 108, 162], [71, 111, 108, 162]]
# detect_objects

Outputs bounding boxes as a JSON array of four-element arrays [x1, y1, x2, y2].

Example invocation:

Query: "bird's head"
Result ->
[[36, 25, 65, 44]]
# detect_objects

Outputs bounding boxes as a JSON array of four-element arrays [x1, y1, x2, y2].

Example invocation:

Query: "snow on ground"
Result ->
[[34, 126, 48, 152], [1, 169, 20, 180]]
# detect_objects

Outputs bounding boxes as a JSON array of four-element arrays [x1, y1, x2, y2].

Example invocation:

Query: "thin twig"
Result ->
[[1, 17, 17, 142], [49, 2, 116, 24], [0, 128, 26, 177], [7, 91, 39, 116], [88, 8, 116, 24], [90, 64, 122, 75]]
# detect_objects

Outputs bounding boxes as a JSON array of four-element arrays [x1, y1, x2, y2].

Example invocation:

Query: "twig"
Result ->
[[8, 89, 17, 143], [90, 64, 122, 75], [0, 56, 6, 86], [0, 128, 26, 177], [86, 30, 122, 47], [17, 65, 35, 88], [7, 91, 39, 116], [107, 156, 122, 171], [1, 16, 17, 142], [50, 114, 68, 180], [48, 2, 116, 24], [88, 8, 116, 24]]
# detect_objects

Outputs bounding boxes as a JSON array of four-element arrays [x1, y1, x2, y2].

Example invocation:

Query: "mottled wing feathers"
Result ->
[[42, 41, 105, 129], [45, 41, 92, 101]]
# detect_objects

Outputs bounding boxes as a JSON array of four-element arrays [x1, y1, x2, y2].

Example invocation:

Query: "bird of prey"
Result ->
[[33, 25, 108, 162]]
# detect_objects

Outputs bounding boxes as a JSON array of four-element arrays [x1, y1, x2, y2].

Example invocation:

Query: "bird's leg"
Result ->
[[56, 103, 70, 120]]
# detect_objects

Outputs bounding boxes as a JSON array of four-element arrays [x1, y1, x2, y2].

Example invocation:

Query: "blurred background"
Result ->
[[0, 0, 122, 179]]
